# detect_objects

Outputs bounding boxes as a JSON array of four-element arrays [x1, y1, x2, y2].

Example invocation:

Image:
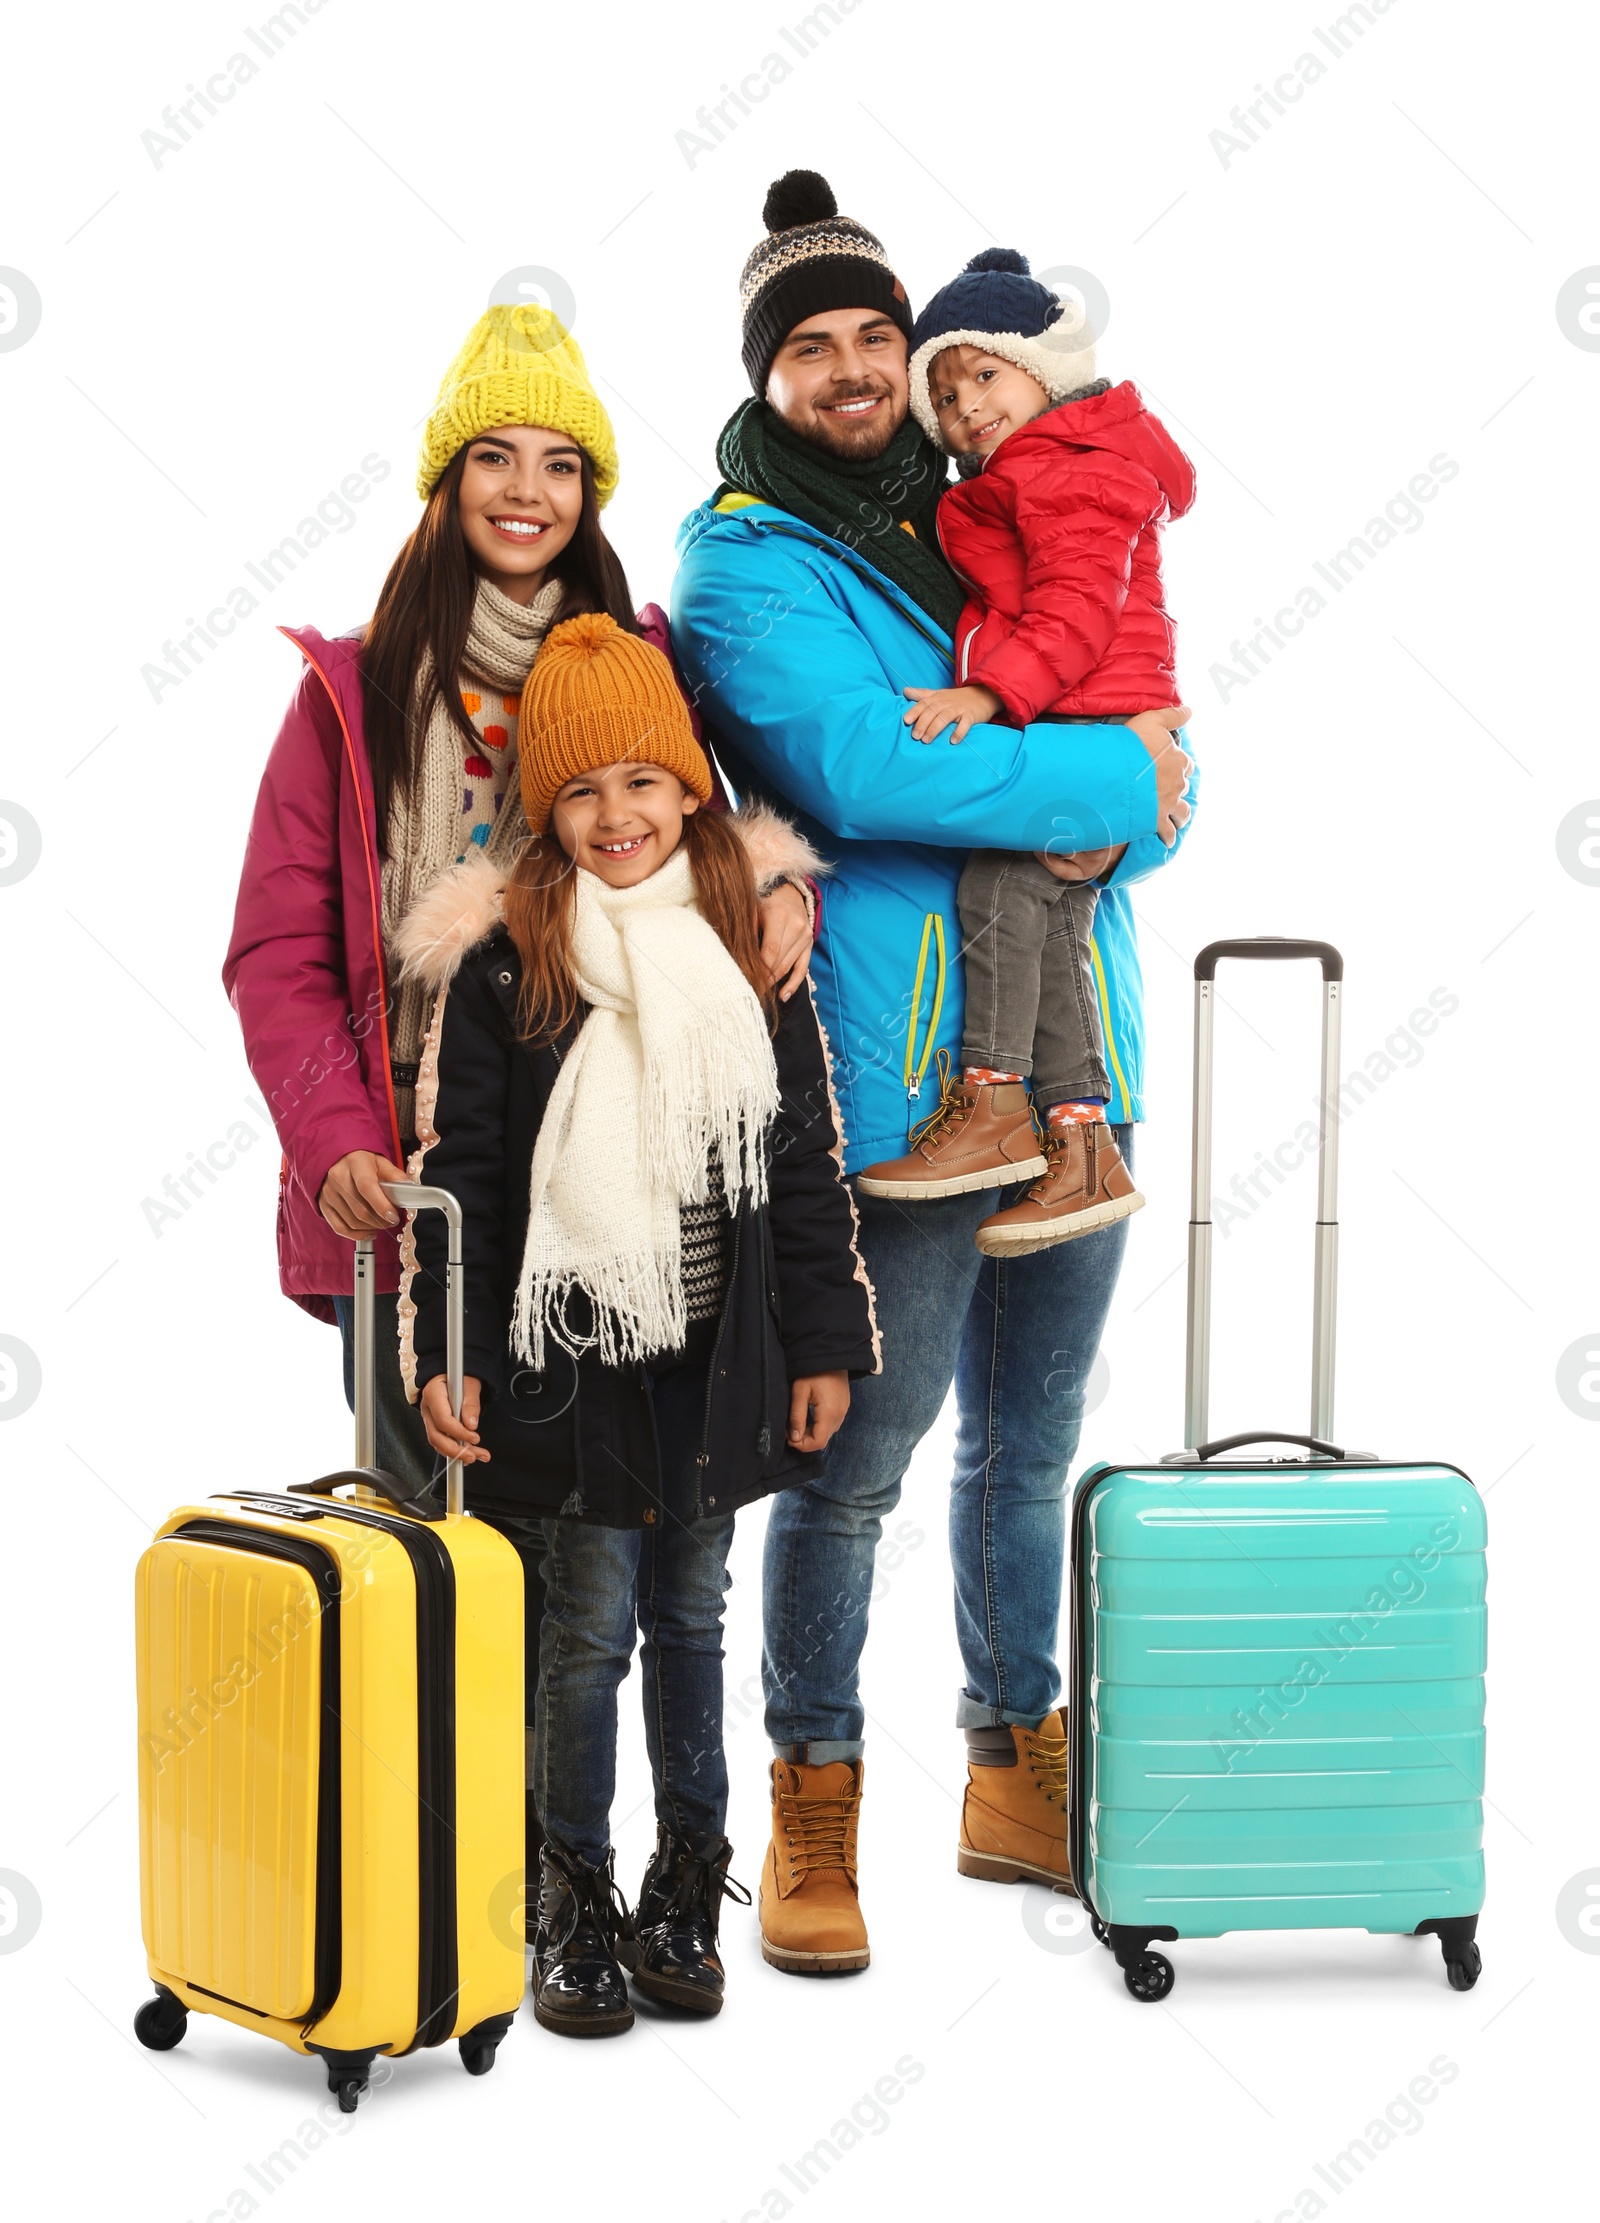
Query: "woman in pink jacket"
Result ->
[[224, 303, 811, 1493]]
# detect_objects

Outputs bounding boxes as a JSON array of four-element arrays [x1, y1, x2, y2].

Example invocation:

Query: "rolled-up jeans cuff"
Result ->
[[959, 1044, 1034, 1079], [956, 1693, 1058, 1733], [772, 1739, 864, 1765]]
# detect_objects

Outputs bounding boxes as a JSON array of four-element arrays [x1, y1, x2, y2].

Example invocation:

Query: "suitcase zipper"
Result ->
[[211, 1500, 458, 2053], [169, 1521, 345, 2030]]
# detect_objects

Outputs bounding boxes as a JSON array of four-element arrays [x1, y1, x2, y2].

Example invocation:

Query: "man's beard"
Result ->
[[801, 384, 904, 461]]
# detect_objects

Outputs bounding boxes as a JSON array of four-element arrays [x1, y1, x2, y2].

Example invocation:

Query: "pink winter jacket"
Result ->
[[223, 606, 712, 1321]]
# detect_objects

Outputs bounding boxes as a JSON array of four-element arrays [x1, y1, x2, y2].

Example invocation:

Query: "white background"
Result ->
[[1, 0, 1595, 2216]]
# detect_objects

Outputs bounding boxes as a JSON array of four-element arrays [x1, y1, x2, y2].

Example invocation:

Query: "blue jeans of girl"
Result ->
[[476, 1340, 736, 1871]]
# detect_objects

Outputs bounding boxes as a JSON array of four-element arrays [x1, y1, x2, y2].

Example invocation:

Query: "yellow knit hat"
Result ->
[[415, 303, 619, 503], [519, 612, 712, 832]]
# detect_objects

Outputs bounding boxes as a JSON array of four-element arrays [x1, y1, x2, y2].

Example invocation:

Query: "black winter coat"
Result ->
[[411, 929, 878, 1528]]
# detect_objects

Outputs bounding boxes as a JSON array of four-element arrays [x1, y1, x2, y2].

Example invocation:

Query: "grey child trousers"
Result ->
[[957, 851, 1112, 1109]]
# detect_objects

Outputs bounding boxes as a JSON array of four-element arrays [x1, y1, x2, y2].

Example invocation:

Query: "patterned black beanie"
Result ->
[[739, 169, 913, 395]]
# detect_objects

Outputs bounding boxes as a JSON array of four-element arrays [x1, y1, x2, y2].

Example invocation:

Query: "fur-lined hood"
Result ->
[[393, 799, 826, 994]]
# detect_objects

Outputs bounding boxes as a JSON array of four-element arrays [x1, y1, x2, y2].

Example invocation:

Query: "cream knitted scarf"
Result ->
[[382, 576, 564, 1101], [511, 847, 781, 1369]]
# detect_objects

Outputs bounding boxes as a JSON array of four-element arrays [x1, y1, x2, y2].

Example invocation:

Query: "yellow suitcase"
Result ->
[[133, 1185, 525, 2109]]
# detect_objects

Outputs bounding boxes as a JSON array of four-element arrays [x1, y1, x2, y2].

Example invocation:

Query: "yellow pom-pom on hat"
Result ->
[[519, 612, 712, 833], [416, 302, 619, 504]]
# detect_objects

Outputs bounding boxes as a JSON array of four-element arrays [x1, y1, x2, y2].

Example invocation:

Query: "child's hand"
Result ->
[[902, 683, 1004, 744], [787, 1371, 851, 1455], [420, 1373, 489, 1464], [1034, 845, 1122, 884]]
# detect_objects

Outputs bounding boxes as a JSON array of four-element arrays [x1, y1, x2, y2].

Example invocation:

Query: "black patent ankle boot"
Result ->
[[531, 1842, 635, 2038], [630, 1828, 751, 2015]]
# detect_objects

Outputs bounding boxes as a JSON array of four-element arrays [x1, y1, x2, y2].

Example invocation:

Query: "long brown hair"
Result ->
[[361, 446, 641, 856], [502, 808, 776, 1044]]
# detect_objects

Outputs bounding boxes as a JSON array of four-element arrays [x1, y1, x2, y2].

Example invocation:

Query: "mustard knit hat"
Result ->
[[518, 613, 712, 832], [416, 303, 619, 503]]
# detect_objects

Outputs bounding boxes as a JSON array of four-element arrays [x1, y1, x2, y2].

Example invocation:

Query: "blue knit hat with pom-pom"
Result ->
[[907, 248, 1100, 448]]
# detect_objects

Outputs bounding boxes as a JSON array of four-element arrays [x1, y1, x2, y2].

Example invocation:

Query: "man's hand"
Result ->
[[902, 682, 1005, 744], [1127, 704, 1194, 848], [318, 1151, 408, 1239], [420, 1374, 489, 1464], [757, 880, 814, 1002], [787, 1370, 851, 1454], [1035, 844, 1124, 884]]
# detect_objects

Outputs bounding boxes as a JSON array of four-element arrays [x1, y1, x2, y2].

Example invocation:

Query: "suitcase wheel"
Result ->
[[133, 1989, 188, 2052], [1416, 1916, 1481, 1992], [1123, 1951, 1175, 2003], [458, 2013, 515, 2076], [1444, 1941, 1482, 1992], [311, 2047, 379, 2112]]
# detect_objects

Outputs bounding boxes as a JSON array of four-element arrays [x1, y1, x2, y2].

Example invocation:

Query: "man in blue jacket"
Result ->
[[671, 170, 1194, 1975]]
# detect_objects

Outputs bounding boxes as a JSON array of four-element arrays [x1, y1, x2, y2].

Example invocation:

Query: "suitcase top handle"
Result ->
[[1194, 937, 1343, 982], [1193, 1430, 1346, 1462], [289, 1466, 444, 1521]]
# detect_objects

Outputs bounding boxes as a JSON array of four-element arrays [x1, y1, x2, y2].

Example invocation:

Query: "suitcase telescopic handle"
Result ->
[[1194, 937, 1343, 982], [1184, 940, 1343, 1451], [294, 1183, 468, 1521]]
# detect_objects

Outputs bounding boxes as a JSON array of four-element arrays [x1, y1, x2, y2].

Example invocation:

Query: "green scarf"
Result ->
[[715, 398, 965, 639]]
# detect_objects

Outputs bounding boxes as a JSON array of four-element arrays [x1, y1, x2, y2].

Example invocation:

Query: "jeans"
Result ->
[[762, 1131, 1133, 1759], [333, 1289, 439, 1498], [478, 1344, 736, 1869], [958, 851, 1112, 1108]]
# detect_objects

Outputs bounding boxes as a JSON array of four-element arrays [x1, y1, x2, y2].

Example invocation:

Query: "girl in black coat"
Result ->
[[399, 613, 877, 2037]]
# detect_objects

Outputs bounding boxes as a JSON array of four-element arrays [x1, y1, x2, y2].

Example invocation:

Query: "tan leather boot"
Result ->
[[975, 1122, 1143, 1255], [957, 1712, 1071, 1890], [858, 1068, 1044, 1199], [759, 1760, 870, 1975]]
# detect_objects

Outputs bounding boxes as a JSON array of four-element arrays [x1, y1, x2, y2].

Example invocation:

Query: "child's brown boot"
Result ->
[[858, 1069, 1044, 1199], [974, 1121, 1143, 1255]]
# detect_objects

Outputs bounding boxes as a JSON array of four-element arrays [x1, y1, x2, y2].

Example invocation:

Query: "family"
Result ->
[[223, 168, 1196, 2038]]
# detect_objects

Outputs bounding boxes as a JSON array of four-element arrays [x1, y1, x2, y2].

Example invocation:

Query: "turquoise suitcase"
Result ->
[[1069, 940, 1487, 2001]]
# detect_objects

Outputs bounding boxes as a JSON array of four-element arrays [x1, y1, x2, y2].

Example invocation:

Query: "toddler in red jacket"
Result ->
[[860, 249, 1194, 1256]]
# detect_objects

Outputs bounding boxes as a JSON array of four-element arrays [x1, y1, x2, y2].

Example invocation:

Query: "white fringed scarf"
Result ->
[[511, 847, 781, 1369]]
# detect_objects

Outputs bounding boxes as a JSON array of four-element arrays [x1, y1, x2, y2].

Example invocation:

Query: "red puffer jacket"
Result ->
[[939, 381, 1195, 722]]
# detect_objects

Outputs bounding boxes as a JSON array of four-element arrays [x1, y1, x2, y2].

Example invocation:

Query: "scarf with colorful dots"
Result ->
[[382, 574, 564, 1132]]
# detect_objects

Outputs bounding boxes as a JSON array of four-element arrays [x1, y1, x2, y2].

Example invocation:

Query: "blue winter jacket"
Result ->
[[670, 493, 1197, 1174]]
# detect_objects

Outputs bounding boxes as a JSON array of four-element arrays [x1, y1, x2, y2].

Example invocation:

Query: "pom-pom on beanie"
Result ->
[[417, 302, 619, 504], [739, 169, 913, 395], [906, 248, 1099, 448], [517, 612, 712, 833]]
